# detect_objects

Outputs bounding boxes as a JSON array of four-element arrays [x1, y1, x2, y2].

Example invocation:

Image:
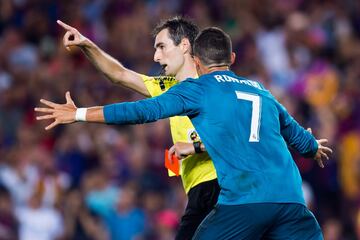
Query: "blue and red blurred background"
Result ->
[[0, 0, 359, 239]]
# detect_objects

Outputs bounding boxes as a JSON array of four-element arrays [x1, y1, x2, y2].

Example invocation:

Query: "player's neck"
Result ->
[[199, 65, 229, 76], [175, 56, 198, 82], [207, 65, 230, 73]]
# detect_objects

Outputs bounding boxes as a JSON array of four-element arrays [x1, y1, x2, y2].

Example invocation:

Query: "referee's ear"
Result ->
[[180, 38, 191, 55]]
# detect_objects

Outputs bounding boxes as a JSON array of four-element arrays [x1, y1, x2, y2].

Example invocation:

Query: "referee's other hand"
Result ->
[[169, 142, 196, 160]]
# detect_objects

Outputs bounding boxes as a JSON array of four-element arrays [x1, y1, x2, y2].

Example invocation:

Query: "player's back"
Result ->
[[189, 70, 307, 206]]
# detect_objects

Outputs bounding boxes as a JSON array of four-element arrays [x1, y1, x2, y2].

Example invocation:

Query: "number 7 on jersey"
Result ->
[[236, 91, 261, 142]]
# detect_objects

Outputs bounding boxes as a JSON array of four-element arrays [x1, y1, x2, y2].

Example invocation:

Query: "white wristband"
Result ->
[[75, 108, 87, 121]]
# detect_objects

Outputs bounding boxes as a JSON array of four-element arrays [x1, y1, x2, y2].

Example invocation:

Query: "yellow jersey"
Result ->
[[142, 75, 217, 193]]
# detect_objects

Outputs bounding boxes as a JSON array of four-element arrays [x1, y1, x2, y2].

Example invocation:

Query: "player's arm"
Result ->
[[276, 101, 333, 167], [35, 80, 203, 130], [57, 20, 150, 97], [103, 81, 201, 124]]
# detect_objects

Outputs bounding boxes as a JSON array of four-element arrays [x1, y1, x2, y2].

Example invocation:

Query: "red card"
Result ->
[[165, 149, 180, 176]]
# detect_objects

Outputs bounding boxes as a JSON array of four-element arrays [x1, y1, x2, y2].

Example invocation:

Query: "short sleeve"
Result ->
[[140, 74, 178, 97]]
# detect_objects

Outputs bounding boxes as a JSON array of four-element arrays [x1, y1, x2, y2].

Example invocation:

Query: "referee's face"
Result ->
[[154, 29, 185, 76]]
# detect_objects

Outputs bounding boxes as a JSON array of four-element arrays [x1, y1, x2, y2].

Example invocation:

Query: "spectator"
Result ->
[[0, 185, 18, 240]]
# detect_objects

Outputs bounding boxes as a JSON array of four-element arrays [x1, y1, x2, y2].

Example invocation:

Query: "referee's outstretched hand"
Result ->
[[35, 91, 77, 130], [57, 20, 90, 51]]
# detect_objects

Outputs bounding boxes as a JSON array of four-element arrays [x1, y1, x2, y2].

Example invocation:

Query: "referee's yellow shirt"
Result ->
[[142, 75, 217, 193]]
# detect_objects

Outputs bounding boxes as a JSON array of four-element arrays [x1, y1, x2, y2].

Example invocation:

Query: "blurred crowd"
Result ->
[[0, 0, 359, 239]]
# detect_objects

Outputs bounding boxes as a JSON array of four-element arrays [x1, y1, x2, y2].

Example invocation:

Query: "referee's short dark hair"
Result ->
[[193, 27, 232, 67], [153, 16, 199, 52]]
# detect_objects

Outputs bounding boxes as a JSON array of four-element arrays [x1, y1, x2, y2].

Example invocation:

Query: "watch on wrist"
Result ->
[[193, 141, 202, 154]]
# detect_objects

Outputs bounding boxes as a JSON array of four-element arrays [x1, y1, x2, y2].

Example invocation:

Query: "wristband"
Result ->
[[193, 141, 202, 154], [75, 108, 87, 121]]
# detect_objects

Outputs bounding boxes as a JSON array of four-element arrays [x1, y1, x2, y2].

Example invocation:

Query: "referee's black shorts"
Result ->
[[175, 179, 220, 240]]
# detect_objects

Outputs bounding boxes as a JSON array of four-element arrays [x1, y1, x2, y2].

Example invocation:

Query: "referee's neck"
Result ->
[[175, 60, 198, 82]]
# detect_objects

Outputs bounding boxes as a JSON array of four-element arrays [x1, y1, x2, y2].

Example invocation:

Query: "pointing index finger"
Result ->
[[57, 20, 73, 31]]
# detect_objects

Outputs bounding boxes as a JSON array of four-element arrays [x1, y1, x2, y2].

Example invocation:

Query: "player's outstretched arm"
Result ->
[[57, 20, 150, 97], [36, 80, 202, 130], [35, 92, 105, 130]]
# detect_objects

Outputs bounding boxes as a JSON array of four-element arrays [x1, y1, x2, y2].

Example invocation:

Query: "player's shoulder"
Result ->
[[166, 77, 203, 97], [183, 76, 199, 83], [176, 77, 203, 91]]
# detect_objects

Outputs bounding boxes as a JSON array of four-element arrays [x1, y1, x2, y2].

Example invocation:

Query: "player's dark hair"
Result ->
[[153, 16, 199, 52], [193, 27, 232, 67]]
